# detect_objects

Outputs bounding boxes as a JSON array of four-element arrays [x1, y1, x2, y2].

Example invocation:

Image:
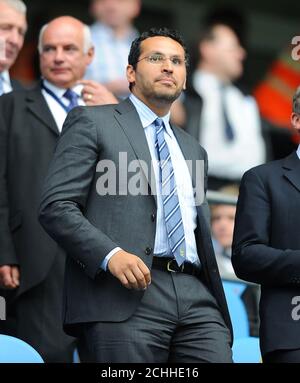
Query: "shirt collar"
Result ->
[[0, 70, 11, 86], [129, 93, 172, 136], [42, 79, 83, 99], [193, 69, 225, 94], [297, 145, 300, 160]]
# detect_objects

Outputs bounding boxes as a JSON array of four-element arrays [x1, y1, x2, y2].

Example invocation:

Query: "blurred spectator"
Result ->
[[0, 0, 27, 94], [210, 185, 260, 337], [0, 16, 116, 362], [85, 0, 141, 98], [182, 19, 267, 190]]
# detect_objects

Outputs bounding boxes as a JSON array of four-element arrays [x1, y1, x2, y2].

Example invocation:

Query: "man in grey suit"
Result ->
[[39, 27, 233, 363]]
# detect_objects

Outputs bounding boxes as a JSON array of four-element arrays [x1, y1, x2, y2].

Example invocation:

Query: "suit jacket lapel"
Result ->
[[282, 151, 300, 193], [26, 86, 59, 136], [114, 98, 157, 205]]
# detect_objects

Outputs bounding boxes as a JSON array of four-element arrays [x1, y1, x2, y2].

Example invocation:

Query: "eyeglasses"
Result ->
[[137, 53, 186, 67]]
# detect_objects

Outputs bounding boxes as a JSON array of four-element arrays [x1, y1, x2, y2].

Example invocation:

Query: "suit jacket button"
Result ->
[[151, 213, 156, 222], [145, 247, 153, 255]]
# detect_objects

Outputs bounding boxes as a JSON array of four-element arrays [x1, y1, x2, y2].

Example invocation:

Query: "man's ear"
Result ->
[[86, 46, 95, 65], [291, 112, 300, 134], [126, 64, 136, 88]]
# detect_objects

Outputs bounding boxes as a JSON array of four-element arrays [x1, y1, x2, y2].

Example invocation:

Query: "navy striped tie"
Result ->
[[63, 89, 79, 112], [154, 118, 186, 266]]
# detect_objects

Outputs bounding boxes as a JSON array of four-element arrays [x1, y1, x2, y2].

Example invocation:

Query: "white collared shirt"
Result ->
[[129, 94, 200, 266], [297, 145, 300, 159], [41, 79, 85, 132], [193, 70, 266, 180], [0, 71, 13, 94]]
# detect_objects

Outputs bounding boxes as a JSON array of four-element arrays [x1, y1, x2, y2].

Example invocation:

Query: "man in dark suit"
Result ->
[[39, 27, 233, 363], [0, 0, 27, 95], [232, 88, 300, 363], [0, 16, 116, 362]]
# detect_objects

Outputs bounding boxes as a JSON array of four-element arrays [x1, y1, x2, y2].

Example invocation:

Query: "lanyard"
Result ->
[[42, 82, 71, 113]]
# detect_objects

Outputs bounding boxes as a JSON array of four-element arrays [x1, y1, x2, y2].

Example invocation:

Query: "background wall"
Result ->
[[11, 0, 300, 91]]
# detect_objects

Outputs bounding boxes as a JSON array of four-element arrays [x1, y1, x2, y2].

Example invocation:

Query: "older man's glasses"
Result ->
[[137, 53, 186, 66]]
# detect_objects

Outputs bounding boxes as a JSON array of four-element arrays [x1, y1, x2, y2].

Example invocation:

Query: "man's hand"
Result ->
[[79, 80, 118, 106], [108, 250, 151, 291], [0, 265, 20, 289]]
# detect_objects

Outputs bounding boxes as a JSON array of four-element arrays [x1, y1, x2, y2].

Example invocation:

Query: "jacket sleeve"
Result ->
[[232, 168, 300, 286], [38, 106, 118, 280], [0, 95, 19, 266]]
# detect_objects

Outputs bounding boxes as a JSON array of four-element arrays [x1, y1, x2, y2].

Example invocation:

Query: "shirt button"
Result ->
[[151, 213, 156, 222], [145, 247, 153, 255]]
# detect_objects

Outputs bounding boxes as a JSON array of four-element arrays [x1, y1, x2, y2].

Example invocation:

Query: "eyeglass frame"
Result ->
[[136, 52, 188, 67]]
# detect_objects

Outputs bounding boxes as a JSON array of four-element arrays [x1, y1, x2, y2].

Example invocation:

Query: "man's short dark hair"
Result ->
[[128, 27, 189, 70], [293, 87, 300, 114]]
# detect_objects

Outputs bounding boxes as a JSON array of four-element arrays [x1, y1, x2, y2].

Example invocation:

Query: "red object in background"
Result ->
[[254, 47, 300, 144], [10, 41, 36, 86]]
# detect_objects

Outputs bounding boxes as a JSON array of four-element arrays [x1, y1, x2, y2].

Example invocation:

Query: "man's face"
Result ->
[[211, 204, 236, 249], [0, 2, 27, 71], [127, 36, 187, 106], [39, 20, 94, 89], [91, 0, 140, 29], [202, 25, 246, 82]]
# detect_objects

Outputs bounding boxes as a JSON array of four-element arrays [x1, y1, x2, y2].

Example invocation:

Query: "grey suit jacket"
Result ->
[[38, 98, 233, 340]]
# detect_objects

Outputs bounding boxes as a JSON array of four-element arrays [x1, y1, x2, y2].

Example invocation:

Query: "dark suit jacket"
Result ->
[[232, 152, 300, 355], [0, 85, 62, 299], [38, 98, 233, 340]]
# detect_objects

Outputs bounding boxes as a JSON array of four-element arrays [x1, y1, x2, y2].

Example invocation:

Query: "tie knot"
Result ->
[[63, 88, 78, 102], [154, 118, 164, 130]]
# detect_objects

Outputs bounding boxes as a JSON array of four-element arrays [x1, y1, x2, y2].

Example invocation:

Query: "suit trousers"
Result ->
[[78, 269, 232, 363], [263, 348, 300, 363], [1, 253, 76, 362]]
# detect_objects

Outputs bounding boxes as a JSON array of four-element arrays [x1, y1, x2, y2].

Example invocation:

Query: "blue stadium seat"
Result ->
[[0, 334, 44, 363], [222, 280, 249, 338], [232, 336, 261, 363]]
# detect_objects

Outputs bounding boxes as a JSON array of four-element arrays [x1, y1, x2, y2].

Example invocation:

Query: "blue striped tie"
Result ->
[[154, 118, 186, 266]]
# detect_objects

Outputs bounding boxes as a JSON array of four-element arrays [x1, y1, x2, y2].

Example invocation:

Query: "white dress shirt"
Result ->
[[0, 70, 13, 94], [101, 94, 200, 270], [297, 145, 300, 159], [193, 70, 266, 180], [41, 79, 85, 132]]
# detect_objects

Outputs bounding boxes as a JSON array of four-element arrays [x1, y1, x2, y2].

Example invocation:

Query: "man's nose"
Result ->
[[161, 58, 174, 72], [54, 48, 64, 62]]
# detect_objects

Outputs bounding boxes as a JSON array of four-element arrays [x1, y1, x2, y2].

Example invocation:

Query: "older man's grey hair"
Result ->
[[293, 87, 300, 115], [38, 23, 93, 54], [0, 0, 27, 14]]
